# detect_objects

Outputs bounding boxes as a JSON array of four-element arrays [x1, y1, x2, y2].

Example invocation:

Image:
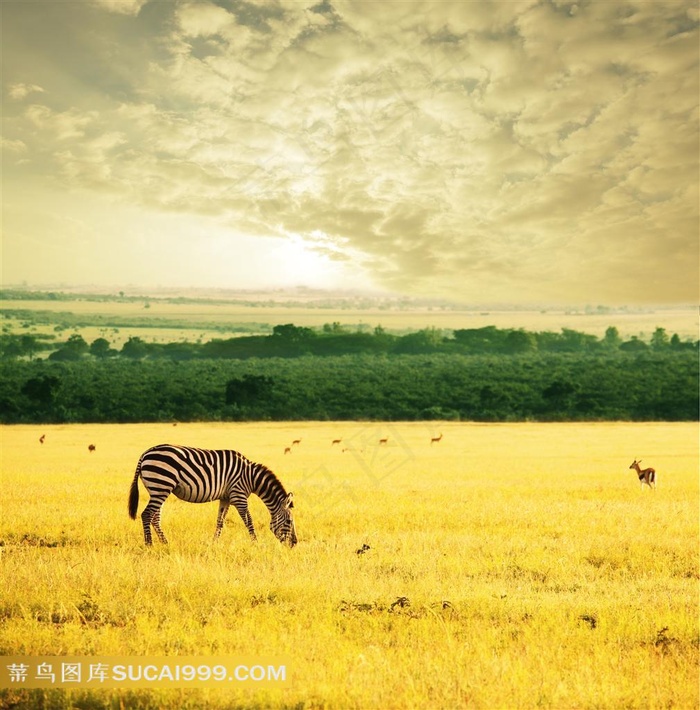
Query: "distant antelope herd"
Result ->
[[38, 435, 96, 453], [35, 429, 659, 495], [280, 435, 659, 494]]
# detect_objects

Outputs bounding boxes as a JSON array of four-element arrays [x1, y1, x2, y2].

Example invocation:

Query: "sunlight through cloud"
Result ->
[[1, 0, 697, 303]]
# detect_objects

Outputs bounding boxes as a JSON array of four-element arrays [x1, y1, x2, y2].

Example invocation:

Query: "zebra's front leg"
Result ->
[[234, 500, 257, 541], [214, 499, 230, 540]]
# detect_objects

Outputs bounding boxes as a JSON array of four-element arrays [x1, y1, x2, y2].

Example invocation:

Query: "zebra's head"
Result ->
[[270, 492, 297, 547]]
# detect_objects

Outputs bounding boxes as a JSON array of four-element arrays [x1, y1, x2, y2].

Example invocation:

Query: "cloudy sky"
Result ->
[[2, 0, 698, 304]]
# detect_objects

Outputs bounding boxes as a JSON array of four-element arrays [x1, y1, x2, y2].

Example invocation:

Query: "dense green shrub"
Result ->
[[0, 349, 696, 423]]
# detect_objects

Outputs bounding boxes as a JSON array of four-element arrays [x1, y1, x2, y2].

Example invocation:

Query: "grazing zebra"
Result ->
[[128, 444, 297, 547]]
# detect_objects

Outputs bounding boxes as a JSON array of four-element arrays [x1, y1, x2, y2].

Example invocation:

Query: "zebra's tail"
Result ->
[[128, 458, 141, 520]]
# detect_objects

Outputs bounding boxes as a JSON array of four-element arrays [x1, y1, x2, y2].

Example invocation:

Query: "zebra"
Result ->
[[128, 444, 297, 547]]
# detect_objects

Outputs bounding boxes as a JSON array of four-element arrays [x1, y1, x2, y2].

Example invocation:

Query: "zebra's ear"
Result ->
[[285, 492, 294, 509]]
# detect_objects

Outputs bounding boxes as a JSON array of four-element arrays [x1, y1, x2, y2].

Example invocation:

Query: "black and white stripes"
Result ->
[[128, 444, 297, 546]]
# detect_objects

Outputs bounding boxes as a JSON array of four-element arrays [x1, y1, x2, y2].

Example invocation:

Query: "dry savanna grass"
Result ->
[[1, 422, 698, 709]]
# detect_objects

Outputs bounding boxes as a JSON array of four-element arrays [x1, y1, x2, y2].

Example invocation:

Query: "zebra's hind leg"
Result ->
[[141, 507, 154, 545], [152, 509, 168, 544], [141, 500, 168, 545]]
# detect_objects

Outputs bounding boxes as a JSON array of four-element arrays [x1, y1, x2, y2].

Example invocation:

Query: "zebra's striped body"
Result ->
[[128, 444, 297, 546]]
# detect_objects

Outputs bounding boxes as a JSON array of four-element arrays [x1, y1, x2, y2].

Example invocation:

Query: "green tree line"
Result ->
[[2, 323, 696, 362], [0, 347, 696, 424]]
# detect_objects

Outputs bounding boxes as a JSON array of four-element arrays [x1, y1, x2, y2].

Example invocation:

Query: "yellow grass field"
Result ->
[[1, 422, 698, 709]]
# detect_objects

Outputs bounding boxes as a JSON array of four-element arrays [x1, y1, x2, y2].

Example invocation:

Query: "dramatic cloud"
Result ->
[[1, 0, 698, 302]]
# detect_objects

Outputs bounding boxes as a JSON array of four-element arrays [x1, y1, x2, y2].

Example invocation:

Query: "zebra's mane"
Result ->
[[252, 461, 289, 499]]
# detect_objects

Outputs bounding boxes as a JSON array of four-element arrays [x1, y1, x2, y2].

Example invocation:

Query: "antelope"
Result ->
[[284, 447, 291, 455], [39, 435, 45, 444], [431, 433, 443, 445], [88, 444, 96, 453], [379, 437, 388, 445], [292, 439, 301, 446], [332, 438, 342, 446], [629, 459, 656, 490]]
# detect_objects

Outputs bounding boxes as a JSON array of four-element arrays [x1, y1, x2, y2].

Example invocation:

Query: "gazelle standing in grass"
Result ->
[[629, 459, 657, 490]]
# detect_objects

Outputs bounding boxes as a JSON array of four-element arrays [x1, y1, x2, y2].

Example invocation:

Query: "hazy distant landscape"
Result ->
[[1, 288, 696, 425], [2, 287, 697, 347]]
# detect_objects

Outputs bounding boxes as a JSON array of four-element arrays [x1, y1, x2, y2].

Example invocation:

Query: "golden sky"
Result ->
[[1, 0, 698, 304]]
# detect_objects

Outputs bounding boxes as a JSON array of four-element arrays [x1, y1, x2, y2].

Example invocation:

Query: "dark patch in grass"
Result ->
[[0, 604, 21, 623], [339, 597, 457, 620], [250, 592, 279, 607], [390, 596, 410, 610], [76, 593, 104, 625], [508, 565, 549, 583], [35, 607, 70, 625], [1, 532, 72, 548], [654, 626, 680, 655], [578, 613, 598, 629], [33, 594, 125, 628], [338, 600, 383, 614]]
